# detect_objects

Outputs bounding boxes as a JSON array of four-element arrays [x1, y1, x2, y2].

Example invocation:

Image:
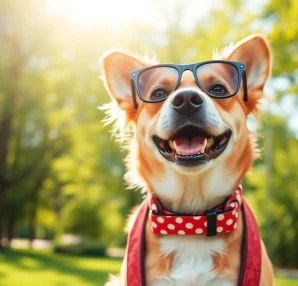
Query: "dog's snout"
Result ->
[[172, 91, 204, 116]]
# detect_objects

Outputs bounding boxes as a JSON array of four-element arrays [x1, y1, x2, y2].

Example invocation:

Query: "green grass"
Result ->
[[0, 249, 297, 285], [0, 249, 121, 286], [275, 276, 298, 286]]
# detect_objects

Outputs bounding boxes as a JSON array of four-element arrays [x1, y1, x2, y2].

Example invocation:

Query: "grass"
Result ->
[[275, 276, 298, 286], [0, 249, 297, 285], [0, 249, 121, 286]]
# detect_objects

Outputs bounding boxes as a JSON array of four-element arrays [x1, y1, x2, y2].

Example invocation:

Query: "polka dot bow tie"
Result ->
[[149, 185, 243, 236]]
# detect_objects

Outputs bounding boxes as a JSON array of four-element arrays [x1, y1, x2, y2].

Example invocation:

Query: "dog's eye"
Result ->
[[150, 87, 168, 100], [210, 83, 228, 95]]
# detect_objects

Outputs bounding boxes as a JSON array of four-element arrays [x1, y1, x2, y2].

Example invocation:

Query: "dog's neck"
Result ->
[[148, 161, 242, 214]]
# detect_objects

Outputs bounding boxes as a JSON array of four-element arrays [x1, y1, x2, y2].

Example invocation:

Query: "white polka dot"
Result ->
[[178, 230, 185, 235], [194, 216, 201, 220], [195, 228, 203, 234], [157, 217, 164, 223], [167, 224, 175, 230], [233, 223, 238, 229], [217, 214, 224, 221], [230, 202, 235, 208], [151, 204, 157, 211], [226, 219, 233, 225], [204, 221, 207, 227], [160, 230, 167, 234], [186, 223, 193, 229], [217, 227, 223, 233], [152, 222, 157, 228], [176, 217, 183, 224]]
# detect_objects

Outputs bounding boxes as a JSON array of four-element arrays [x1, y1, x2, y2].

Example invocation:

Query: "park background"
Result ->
[[0, 0, 297, 285]]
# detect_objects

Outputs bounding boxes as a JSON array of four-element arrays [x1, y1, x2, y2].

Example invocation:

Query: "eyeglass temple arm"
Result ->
[[130, 79, 139, 109], [242, 71, 248, 102]]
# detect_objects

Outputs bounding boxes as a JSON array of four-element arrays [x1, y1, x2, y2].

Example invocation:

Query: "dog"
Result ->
[[101, 34, 273, 286]]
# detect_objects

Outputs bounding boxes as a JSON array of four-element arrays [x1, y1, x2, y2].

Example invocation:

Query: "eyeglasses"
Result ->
[[130, 60, 248, 109]]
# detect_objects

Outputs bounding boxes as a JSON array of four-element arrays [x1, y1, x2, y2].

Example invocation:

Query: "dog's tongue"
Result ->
[[173, 136, 205, 155]]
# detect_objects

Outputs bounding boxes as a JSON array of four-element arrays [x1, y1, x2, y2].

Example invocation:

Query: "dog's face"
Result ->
[[102, 35, 271, 182]]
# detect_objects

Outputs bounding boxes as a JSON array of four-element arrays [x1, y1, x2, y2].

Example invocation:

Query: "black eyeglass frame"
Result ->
[[130, 60, 248, 109]]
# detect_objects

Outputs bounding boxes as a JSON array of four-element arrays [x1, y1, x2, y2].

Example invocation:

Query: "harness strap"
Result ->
[[127, 199, 148, 286], [126, 199, 261, 286], [238, 200, 262, 286]]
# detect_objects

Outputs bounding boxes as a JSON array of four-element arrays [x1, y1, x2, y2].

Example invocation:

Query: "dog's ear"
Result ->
[[226, 34, 271, 112], [101, 51, 145, 111]]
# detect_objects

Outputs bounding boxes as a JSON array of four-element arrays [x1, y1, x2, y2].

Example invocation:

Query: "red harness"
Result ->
[[126, 187, 261, 286]]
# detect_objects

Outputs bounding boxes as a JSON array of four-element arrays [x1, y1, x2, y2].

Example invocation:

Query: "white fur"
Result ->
[[160, 236, 225, 283], [151, 163, 237, 213]]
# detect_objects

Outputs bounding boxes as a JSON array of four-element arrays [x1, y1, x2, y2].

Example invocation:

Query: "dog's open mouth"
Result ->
[[153, 126, 231, 166]]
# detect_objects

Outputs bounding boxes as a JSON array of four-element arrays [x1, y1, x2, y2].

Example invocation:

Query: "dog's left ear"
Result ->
[[226, 34, 271, 112]]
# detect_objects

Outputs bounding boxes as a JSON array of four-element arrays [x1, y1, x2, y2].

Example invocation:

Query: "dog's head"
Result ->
[[101, 35, 271, 190]]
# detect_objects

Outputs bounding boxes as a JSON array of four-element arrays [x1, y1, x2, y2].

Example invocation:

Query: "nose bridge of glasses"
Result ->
[[178, 69, 197, 88]]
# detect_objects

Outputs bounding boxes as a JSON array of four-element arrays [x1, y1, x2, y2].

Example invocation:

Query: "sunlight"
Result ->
[[45, 0, 219, 32], [46, 0, 155, 28]]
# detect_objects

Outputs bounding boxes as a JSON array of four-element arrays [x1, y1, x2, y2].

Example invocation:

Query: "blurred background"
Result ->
[[0, 0, 297, 285]]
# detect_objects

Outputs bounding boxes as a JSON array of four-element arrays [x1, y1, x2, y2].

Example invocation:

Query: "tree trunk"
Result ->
[[7, 216, 15, 245], [28, 205, 37, 249], [0, 113, 12, 247], [0, 187, 6, 249], [28, 184, 40, 249], [0, 42, 20, 245]]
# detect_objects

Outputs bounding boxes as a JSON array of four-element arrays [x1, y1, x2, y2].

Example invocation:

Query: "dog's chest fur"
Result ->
[[146, 162, 238, 285], [151, 236, 234, 286]]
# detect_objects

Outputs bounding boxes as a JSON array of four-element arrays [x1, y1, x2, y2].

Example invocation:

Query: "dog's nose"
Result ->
[[172, 91, 204, 116]]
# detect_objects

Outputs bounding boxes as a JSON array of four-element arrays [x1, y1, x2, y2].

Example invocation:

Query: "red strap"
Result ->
[[127, 199, 148, 286], [238, 199, 261, 286]]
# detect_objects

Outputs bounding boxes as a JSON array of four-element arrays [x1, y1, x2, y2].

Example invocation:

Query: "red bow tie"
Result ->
[[149, 185, 243, 236]]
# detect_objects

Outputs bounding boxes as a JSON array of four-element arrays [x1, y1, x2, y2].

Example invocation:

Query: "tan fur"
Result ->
[[102, 34, 274, 285]]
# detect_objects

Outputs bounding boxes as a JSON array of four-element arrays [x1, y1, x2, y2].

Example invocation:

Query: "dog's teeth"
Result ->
[[201, 138, 207, 153], [207, 137, 214, 148], [173, 141, 180, 154], [169, 140, 174, 149]]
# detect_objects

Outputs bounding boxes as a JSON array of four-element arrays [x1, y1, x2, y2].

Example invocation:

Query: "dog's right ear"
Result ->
[[101, 51, 145, 111]]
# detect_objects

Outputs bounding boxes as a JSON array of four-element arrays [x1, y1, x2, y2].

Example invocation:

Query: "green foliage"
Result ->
[[246, 114, 298, 267], [61, 197, 101, 238], [54, 240, 106, 257]]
